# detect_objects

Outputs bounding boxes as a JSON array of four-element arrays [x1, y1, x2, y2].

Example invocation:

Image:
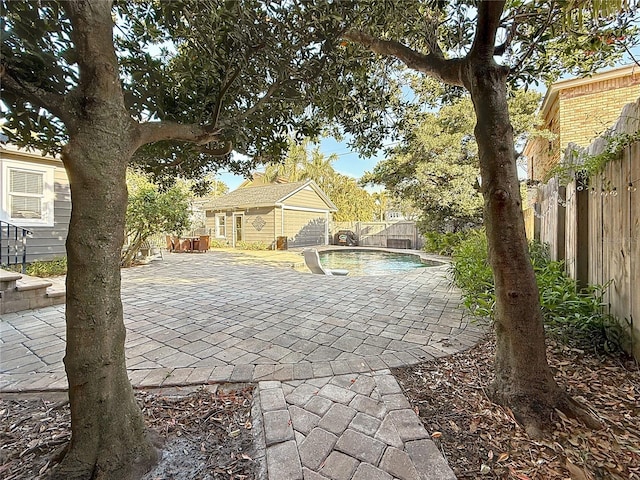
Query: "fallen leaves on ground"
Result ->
[[0, 386, 256, 480], [393, 337, 640, 480]]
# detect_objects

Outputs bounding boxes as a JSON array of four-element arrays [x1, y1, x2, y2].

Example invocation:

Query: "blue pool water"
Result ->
[[318, 249, 441, 276]]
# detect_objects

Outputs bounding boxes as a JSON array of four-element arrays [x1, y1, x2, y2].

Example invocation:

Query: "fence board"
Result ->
[[565, 180, 577, 279], [629, 142, 640, 359], [332, 221, 421, 249], [534, 98, 639, 358]]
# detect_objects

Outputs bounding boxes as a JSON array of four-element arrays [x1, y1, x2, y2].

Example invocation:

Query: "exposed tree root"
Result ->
[[49, 435, 159, 480], [489, 385, 602, 440]]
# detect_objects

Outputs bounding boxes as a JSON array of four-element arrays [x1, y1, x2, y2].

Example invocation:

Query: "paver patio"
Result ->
[[0, 249, 487, 479]]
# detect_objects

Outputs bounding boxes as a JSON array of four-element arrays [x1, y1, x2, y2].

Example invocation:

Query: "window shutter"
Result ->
[[10, 170, 44, 195], [9, 169, 44, 219]]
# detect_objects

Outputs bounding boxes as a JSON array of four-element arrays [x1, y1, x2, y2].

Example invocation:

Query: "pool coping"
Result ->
[[293, 245, 451, 274]]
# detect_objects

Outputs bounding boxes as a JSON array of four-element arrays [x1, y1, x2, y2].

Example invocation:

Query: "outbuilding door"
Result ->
[[232, 213, 243, 246]]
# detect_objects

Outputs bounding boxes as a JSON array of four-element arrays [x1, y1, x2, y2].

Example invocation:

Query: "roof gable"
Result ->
[[204, 180, 337, 211]]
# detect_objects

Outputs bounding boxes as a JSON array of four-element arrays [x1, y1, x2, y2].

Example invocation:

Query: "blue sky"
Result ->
[[217, 135, 386, 191]]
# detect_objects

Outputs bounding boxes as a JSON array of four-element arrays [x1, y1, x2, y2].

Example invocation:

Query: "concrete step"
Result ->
[[0, 269, 23, 291], [0, 271, 65, 314]]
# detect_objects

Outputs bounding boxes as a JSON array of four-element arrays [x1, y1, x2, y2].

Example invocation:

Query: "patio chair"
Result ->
[[303, 249, 348, 276]]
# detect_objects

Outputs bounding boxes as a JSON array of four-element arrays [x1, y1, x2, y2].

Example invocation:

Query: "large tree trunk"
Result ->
[[54, 135, 157, 480], [464, 60, 583, 435], [51, 2, 158, 478]]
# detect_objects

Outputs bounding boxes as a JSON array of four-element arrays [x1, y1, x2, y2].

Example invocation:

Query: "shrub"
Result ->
[[423, 230, 472, 256], [3, 257, 69, 277], [451, 233, 630, 354], [209, 239, 229, 248], [235, 241, 271, 251], [449, 229, 495, 318]]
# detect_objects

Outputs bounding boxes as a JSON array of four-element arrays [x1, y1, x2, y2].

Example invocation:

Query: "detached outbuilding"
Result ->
[[204, 179, 337, 249]]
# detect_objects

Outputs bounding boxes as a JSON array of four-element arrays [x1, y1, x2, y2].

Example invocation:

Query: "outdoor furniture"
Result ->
[[197, 235, 210, 252], [167, 235, 209, 253], [170, 235, 180, 252], [179, 238, 193, 252], [303, 249, 348, 276]]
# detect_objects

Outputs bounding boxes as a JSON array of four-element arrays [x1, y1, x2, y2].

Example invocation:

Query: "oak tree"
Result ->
[[0, 1, 397, 477], [340, 0, 637, 434], [362, 90, 541, 232]]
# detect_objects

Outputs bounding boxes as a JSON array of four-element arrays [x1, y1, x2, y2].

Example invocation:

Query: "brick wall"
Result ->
[[526, 70, 640, 181]]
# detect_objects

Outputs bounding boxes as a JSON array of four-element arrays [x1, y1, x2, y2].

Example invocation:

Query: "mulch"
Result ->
[[0, 385, 257, 480], [1, 339, 638, 480], [393, 337, 640, 480]]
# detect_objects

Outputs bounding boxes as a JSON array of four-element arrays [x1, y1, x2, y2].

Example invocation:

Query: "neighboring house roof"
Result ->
[[204, 180, 338, 211], [535, 64, 639, 122]]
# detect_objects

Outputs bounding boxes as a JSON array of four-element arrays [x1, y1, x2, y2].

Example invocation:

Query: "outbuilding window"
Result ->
[[215, 214, 226, 238]]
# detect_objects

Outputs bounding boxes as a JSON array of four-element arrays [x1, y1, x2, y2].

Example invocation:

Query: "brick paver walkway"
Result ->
[[1, 250, 486, 479]]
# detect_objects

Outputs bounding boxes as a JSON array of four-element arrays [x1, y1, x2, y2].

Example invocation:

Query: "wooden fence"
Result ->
[[532, 99, 640, 359], [332, 221, 423, 249]]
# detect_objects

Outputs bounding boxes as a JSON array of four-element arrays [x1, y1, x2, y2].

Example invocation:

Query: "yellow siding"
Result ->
[[240, 207, 276, 245], [284, 210, 327, 247], [285, 186, 330, 209]]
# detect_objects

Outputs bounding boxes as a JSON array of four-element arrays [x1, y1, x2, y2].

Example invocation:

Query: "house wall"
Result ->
[[558, 79, 639, 152], [526, 68, 640, 181], [25, 167, 71, 261], [0, 148, 70, 263], [283, 209, 327, 247], [285, 186, 328, 209], [206, 207, 278, 246], [241, 207, 276, 245]]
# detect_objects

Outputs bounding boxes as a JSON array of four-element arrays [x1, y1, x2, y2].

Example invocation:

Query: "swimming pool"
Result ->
[[318, 249, 442, 276]]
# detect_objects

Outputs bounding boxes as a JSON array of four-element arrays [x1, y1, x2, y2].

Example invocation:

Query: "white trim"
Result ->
[[325, 211, 329, 245], [214, 213, 227, 238], [276, 204, 332, 214], [232, 213, 244, 247], [0, 158, 55, 227]]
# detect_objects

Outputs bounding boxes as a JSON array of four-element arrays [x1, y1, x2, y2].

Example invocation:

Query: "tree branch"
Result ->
[[510, 7, 558, 76], [342, 31, 464, 86], [226, 78, 284, 125], [470, 1, 507, 60], [135, 121, 223, 149], [0, 66, 72, 125]]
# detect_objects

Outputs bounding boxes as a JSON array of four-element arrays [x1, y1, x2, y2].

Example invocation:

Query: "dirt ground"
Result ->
[[1, 340, 638, 480], [394, 337, 640, 480], [0, 385, 257, 480]]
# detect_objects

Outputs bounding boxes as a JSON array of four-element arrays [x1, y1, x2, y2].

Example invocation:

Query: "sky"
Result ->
[[216, 135, 386, 191], [217, 45, 640, 192]]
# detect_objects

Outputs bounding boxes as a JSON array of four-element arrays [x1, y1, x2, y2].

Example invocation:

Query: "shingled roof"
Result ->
[[204, 180, 337, 211]]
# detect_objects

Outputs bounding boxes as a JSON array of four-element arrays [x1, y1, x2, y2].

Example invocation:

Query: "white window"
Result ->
[[1, 159, 55, 227], [215, 214, 226, 238]]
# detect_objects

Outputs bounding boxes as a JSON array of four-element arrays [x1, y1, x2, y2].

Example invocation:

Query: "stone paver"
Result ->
[[1, 250, 485, 479], [260, 372, 458, 480]]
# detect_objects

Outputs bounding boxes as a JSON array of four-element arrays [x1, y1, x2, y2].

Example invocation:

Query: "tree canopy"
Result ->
[[1, 0, 404, 177], [263, 138, 376, 221], [363, 88, 542, 232]]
